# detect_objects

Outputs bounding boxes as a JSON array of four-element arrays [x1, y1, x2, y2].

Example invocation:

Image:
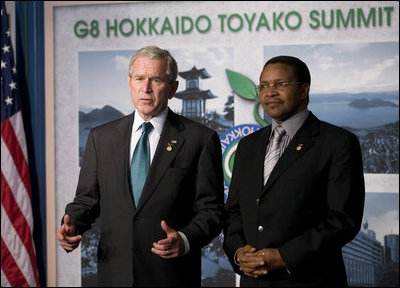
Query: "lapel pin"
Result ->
[[166, 140, 177, 152], [296, 144, 303, 151]]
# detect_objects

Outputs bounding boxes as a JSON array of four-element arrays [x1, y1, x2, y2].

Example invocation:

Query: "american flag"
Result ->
[[1, 2, 40, 287]]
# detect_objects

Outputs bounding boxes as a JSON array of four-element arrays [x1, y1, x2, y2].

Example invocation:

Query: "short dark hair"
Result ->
[[263, 56, 311, 84]]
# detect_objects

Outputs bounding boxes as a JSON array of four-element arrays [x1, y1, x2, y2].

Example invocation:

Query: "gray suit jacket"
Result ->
[[65, 108, 224, 286], [223, 112, 365, 287]]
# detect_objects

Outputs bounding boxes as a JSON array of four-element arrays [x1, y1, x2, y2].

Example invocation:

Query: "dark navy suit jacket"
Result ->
[[224, 112, 365, 287]]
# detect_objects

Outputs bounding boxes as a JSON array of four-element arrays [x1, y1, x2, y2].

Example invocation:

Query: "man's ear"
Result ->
[[169, 80, 179, 99], [300, 83, 310, 100]]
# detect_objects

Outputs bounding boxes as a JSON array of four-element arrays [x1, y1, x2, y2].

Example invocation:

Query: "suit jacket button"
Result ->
[[258, 225, 264, 232], [256, 198, 259, 204]]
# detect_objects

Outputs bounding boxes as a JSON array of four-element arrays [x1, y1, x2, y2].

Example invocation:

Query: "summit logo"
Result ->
[[220, 124, 262, 199], [220, 69, 269, 200]]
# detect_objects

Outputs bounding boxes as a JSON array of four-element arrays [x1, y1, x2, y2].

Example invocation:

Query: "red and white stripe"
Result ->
[[1, 111, 40, 287]]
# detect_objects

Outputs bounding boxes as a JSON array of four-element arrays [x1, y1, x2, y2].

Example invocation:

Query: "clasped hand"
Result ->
[[237, 244, 285, 278]]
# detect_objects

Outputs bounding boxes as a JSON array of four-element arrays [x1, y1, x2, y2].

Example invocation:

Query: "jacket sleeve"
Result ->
[[179, 131, 225, 249], [223, 139, 247, 275], [65, 129, 100, 235]]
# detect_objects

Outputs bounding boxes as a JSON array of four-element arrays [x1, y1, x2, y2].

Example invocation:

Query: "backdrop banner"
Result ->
[[47, 1, 399, 286]]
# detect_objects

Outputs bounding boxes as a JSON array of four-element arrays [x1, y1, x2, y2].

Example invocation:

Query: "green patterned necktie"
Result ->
[[130, 122, 153, 206]]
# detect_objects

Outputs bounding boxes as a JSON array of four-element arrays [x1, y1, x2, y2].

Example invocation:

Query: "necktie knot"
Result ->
[[273, 125, 285, 142], [142, 122, 153, 135]]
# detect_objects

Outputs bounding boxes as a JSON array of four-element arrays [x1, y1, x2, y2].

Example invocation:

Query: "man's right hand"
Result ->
[[57, 214, 82, 252], [237, 244, 268, 278]]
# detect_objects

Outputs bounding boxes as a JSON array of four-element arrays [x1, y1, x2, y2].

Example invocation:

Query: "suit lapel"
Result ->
[[110, 113, 135, 210], [134, 109, 184, 212], [262, 113, 320, 194], [254, 126, 272, 193]]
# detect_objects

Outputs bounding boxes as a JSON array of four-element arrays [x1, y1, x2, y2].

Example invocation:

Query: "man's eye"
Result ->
[[276, 82, 286, 88]]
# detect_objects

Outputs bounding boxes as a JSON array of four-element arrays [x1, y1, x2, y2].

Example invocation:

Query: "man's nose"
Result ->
[[142, 79, 152, 92], [264, 88, 278, 98]]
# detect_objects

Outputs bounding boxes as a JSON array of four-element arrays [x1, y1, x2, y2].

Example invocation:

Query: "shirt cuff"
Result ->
[[178, 231, 190, 255], [233, 248, 241, 266]]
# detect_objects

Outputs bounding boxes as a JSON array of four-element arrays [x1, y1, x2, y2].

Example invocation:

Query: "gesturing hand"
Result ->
[[151, 220, 185, 258], [57, 214, 82, 252]]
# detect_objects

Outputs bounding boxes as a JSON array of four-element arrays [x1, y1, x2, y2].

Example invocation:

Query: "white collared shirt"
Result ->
[[270, 108, 309, 141], [130, 108, 168, 163]]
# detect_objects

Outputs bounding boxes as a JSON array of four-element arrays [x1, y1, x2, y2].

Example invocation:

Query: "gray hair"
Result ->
[[128, 46, 178, 83]]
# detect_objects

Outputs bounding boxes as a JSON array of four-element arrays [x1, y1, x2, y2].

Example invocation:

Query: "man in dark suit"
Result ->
[[223, 56, 365, 287], [57, 46, 224, 287]]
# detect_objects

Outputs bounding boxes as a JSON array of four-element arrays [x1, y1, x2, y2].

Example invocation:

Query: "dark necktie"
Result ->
[[130, 122, 153, 206], [264, 125, 286, 185]]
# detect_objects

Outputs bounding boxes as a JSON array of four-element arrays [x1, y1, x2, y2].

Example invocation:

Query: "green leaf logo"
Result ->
[[225, 69, 258, 100], [225, 69, 268, 127]]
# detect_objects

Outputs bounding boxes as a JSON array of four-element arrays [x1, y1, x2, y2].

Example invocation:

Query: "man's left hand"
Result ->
[[151, 220, 185, 258], [239, 247, 285, 277]]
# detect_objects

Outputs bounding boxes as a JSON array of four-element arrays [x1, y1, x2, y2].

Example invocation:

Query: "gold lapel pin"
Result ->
[[167, 140, 177, 152], [296, 144, 303, 151]]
